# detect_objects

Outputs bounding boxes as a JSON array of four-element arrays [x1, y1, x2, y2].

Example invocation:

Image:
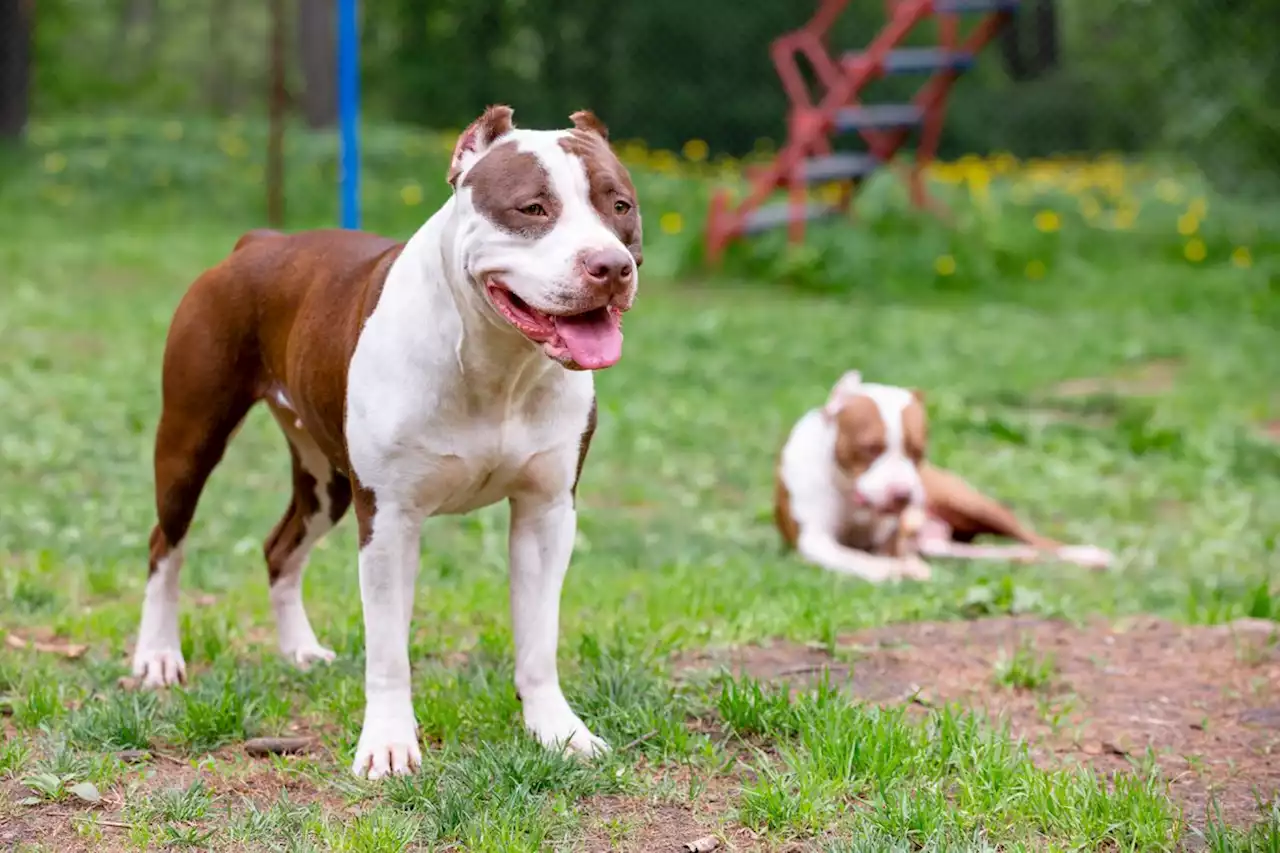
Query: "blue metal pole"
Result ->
[[337, 0, 361, 229]]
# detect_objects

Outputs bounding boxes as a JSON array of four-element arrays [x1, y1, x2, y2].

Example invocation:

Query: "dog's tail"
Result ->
[[232, 229, 284, 253], [920, 463, 1062, 549]]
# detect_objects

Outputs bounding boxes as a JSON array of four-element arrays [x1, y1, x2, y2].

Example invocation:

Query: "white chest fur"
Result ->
[[344, 218, 595, 518]]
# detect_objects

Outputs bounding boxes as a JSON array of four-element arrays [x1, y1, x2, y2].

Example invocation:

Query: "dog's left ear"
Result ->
[[569, 110, 609, 141], [448, 105, 515, 188]]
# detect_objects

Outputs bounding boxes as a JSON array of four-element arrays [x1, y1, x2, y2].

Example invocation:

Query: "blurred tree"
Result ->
[[297, 0, 337, 128], [0, 0, 32, 139]]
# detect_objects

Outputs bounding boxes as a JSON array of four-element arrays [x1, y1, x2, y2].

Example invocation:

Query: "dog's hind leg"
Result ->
[[263, 406, 352, 668], [135, 376, 255, 688]]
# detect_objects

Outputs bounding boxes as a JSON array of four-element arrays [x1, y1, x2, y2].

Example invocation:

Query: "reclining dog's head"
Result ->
[[822, 371, 928, 514], [448, 105, 643, 371]]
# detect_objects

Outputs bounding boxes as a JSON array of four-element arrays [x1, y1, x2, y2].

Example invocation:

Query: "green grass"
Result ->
[[1, 114, 1279, 850]]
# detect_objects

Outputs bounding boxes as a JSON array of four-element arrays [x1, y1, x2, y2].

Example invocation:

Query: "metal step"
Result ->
[[935, 0, 1019, 12], [801, 153, 880, 183], [833, 104, 923, 131], [843, 47, 977, 75], [740, 202, 840, 235]]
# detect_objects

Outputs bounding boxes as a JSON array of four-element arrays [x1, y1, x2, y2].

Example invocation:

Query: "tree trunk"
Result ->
[[297, 0, 337, 128], [0, 0, 32, 140]]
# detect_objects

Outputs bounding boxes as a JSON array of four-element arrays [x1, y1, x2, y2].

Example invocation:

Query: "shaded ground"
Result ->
[[677, 615, 1280, 831]]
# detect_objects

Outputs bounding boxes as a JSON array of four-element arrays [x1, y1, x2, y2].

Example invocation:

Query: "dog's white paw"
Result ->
[[523, 693, 609, 758], [351, 704, 421, 780], [1058, 545, 1115, 570], [897, 555, 933, 581], [283, 642, 337, 670], [131, 647, 186, 688]]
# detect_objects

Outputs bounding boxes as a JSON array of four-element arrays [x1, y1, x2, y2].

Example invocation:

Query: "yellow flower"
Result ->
[[162, 120, 184, 141], [1184, 238, 1206, 263], [1079, 196, 1101, 221], [1177, 212, 1199, 236], [1187, 196, 1208, 219], [659, 212, 683, 235], [400, 182, 423, 207], [43, 151, 67, 174], [681, 139, 709, 163], [1155, 178, 1183, 204], [934, 255, 956, 276], [1025, 259, 1047, 280], [648, 150, 679, 174], [1231, 246, 1252, 269], [1111, 207, 1137, 230], [1033, 210, 1061, 233], [817, 183, 843, 205], [218, 134, 249, 159]]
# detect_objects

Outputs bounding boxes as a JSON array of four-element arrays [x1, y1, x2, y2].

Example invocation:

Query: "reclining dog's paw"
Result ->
[[1058, 545, 1115, 570], [285, 643, 337, 670], [131, 648, 186, 689], [897, 555, 933, 582]]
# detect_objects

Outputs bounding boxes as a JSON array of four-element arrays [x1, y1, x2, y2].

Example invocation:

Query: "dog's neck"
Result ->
[[396, 197, 564, 405]]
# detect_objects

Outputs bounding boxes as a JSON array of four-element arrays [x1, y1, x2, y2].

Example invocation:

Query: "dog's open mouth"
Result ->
[[485, 281, 624, 370]]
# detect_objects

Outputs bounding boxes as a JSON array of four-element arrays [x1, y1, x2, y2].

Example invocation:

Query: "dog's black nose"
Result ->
[[885, 484, 913, 512], [582, 247, 634, 293]]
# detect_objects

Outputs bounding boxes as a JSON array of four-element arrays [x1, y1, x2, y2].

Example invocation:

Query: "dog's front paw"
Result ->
[[351, 698, 421, 780], [131, 647, 186, 688], [523, 692, 609, 758]]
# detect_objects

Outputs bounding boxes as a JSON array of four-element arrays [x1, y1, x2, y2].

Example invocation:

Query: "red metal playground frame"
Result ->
[[704, 0, 1020, 264]]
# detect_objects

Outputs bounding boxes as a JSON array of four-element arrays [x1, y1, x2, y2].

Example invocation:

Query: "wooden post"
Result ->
[[267, 0, 287, 227]]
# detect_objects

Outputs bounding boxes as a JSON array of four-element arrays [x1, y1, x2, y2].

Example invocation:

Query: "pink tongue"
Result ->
[[553, 308, 623, 369]]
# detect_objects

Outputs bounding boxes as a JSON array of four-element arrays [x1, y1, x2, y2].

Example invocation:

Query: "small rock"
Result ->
[[244, 736, 313, 757], [684, 837, 720, 852], [1101, 740, 1128, 756], [116, 749, 152, 763]]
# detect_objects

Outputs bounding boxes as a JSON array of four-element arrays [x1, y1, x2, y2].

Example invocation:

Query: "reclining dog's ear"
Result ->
[[569, 110, 609, 141], [821, 370, 862, 419], [448, 105, 515, 188]]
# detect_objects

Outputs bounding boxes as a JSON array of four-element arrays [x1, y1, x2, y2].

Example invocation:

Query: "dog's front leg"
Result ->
[[798, 529, 927, 582], [351, 499, 423, 780], [509, 492, 608, 757]]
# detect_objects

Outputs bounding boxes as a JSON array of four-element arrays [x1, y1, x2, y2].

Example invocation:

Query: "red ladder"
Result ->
[[704, 0, 1019, 264]]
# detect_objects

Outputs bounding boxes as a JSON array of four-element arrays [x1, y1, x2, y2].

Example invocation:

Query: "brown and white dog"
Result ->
[[774, 371, 1114, 582], [131, 106, 642, 779]]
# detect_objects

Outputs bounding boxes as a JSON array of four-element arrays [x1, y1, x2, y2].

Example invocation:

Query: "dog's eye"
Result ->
[[613, 200, 631, 215], [520, 203, 547, 217]]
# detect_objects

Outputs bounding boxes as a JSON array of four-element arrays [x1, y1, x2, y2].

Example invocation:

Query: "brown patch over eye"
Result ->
[[558, 129, 643, 266], [463, 142, 561, 239], [832, 396, 888, 478]]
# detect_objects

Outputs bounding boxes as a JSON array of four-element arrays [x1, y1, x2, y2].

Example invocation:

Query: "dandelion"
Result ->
[[162, 120, 184, 142], [659, 212, 683, 235], [42, 151, 67, 175], [1033, 210, 1061, 233], [681, 139, 709, 163], [400, 182, 423, 207], [934, 255, 956, 276], [1025, 259, 1047, 280], [1111, 207, 1138, 230], [1177, 212, 1199, 236], [1187, 197, 1208, 219], [817, 183, 844, 205], [1184, 238, 1206, 263], [1155, 178, 1183, 204], [1231, 246, 1252, 269], [1078, 196, 1101, 222], [648, 150, 679, 174]]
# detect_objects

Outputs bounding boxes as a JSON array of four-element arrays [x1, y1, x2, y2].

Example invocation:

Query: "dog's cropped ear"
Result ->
[[909, 387, 926, 406], [821, 370, 862, 419], [569, 110, 609, 141], [448, 105, 515, 188]]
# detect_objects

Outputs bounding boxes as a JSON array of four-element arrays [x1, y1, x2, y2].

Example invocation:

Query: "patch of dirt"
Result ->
[[578, 771, 765, 853], [1051, 357, 1183, 398], [678, 616, 1280, 831]]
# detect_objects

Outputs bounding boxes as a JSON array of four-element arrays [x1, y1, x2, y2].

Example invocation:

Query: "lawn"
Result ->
[[1, 116, 1279, 851]]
